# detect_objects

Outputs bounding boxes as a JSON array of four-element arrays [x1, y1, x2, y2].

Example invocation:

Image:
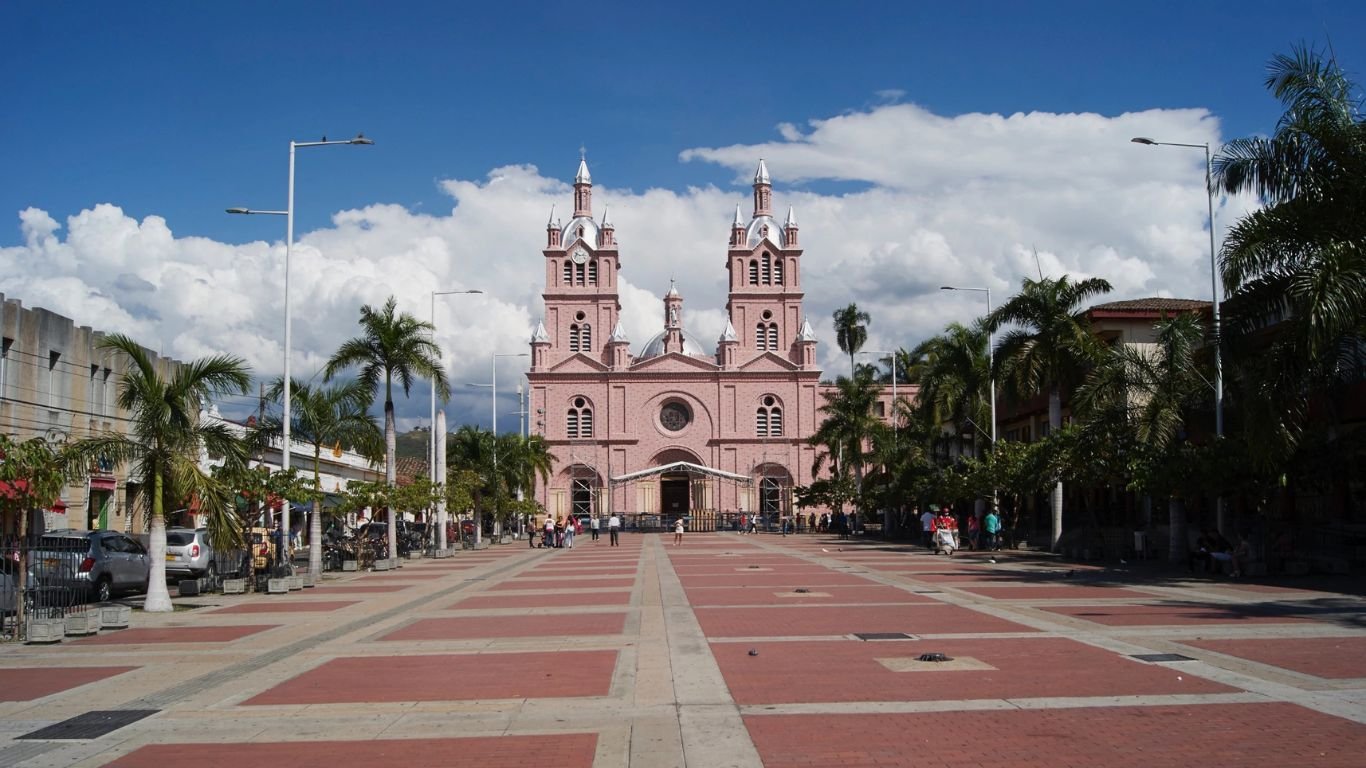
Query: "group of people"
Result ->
[[1189, 528, 1252, 577], [735, 511, 854, 538], [919, 506, 1003, 554], [536, 514, 622, 549]]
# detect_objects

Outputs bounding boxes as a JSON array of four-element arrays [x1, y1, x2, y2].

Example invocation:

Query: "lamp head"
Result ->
[[350, 134, 374, 145], [225, 207, 250, 215], [1131, 137, 1157, 146]]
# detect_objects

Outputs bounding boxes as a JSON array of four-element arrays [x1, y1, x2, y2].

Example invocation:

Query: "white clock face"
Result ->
[[572, 247, 588, 264]]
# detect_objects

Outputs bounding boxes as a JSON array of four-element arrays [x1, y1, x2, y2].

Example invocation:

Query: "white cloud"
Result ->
[[1, 100, 1253, 428]]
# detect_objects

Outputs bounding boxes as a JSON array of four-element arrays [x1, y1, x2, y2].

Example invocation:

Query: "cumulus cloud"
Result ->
[[0, 100, 1254, 428]]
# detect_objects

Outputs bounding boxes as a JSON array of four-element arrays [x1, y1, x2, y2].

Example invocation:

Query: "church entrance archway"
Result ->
[[660, 474, 690, 515]]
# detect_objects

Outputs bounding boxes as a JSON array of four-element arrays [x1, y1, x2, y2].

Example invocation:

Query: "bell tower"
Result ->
[[724, 160, 807, 365]]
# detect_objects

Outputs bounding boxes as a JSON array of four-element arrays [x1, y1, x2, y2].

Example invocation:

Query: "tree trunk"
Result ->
[[1049, 388, 1064, 551], [385, 398, 398, 561], [143, 471, 173, 612]]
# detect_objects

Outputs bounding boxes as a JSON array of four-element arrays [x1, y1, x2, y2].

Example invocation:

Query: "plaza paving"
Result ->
[[1, 533, 1364, 767]]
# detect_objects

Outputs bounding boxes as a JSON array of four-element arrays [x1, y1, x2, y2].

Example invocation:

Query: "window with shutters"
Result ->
[[581, 324, 592, 352], [767, 323, 778, 350], [575, 261, 586, 285], [774, 258, 783, 284], [748, 259, 758, 285], [757, 395, 784, 437], [569, 324, 581, 352], [756, 408, 769, 437], [588, 260, 597, 284], [567, 396, 594, 439], [755, 323, 768, 351], [761, 253, 772, 284], [563, 260, 573, 284]]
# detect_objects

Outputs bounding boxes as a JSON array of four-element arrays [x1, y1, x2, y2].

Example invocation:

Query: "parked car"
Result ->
[[164, 528, 250, 581], [29, 530, 150, 603]]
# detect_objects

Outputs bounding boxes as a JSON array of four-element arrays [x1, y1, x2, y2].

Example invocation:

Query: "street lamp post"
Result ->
[[939, 286, 996, 447], [228, 133, 372, 572], [430, 289, 482, 552], [1131, 137, 1225, 532], [465, 352, 530, 544]]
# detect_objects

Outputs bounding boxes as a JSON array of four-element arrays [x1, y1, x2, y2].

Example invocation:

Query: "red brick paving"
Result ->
[[209, 600, 358, 614], [1179, 636, 1366, 679], [309, 585, 410, 593], [678, 572, 875, 588], [106, 734, 598, 768], [953, 585, 1154, 600], [244, 650, 618, 705], [0, 667, 137, 701], [524, 567, 638, 576], [695, 604, 1035, 637], [715, 637, 1231, 704], [447, 591, 632, 609], [684, 584, 934, 606], [73, 625, 277, 645], [744, 704, 1364, 767], [381, 613, 627, 641], [488, 577, 634, 591], [1040, 603, 1313, 626]]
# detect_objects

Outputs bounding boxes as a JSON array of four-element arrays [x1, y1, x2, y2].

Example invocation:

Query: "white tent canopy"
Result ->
[[610, 461, 752, 485]]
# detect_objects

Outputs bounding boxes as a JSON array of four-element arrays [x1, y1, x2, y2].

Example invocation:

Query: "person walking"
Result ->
[[542, 515, 554, 549], [673, 517, 685, 546], [564, 516, 576, 549], [608, 513, 621, 546], [590, 515, 600, 542], [983, 507, 1001, 551], [920, 507, 936, 550]]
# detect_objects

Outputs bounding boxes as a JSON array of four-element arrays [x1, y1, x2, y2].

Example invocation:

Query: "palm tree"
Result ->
[[266, 377, 383, 576], [1213, 46, 1366, 459], [447, 425, 495, 541], [833, 303, 871, 376], [1074, 312, 1209, 559], [911, 321, 992, 459], [810, 367, 888, 522], [986, 275, 1112, 550], [492, 433, 556, 534], [324, 296, 449, 560], [76, 335, 250, 612]]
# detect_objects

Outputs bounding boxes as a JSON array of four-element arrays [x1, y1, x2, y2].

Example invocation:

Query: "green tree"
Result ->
[[447, 425, 495, 541], [493, 433, 556, 533], [911, 320, 993, 459], [74, 335, 250, 612], [810, 367, 888, 521], [324, 296, 449, 561], [0, 434, 88, 629], [1213, 46, 1366, 461], [265, 377, 382, 576], [986, 274, 1112, 550], [832, 303, 871, 376]]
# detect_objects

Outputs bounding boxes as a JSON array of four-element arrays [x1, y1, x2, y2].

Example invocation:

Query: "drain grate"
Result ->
[[1131, 653, 1195, 663], [19, 710, 158, 740], [854, 632, 915, 641]]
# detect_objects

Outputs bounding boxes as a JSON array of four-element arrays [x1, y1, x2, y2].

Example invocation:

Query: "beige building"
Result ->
[[1, 293, 183, 535]]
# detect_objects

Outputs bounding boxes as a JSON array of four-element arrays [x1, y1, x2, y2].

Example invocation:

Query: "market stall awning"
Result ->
[[610, 461, 752, 485]]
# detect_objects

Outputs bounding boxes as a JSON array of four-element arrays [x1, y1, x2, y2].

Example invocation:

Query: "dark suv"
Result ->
[[30, 530, 151, 603]]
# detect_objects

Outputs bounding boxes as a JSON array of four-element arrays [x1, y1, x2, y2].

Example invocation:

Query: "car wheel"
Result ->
[[94, 577, 112, 603]]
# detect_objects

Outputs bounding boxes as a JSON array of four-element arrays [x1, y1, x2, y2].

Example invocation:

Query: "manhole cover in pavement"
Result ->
[[19, 710, 159, 740], [1131, 653, 1196, 663], [854, 632, 915, 641]]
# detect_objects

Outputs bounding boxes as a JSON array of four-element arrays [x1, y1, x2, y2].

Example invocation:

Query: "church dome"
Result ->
[[746, 215, 787, 249], [563, 215, 601, 249], [636, 327, 712, 361]]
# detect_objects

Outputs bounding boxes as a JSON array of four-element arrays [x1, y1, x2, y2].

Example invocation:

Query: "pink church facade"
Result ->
[[527, 158, 830, 525]]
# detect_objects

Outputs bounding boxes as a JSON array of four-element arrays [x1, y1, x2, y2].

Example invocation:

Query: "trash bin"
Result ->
[[1133, 531, 1148, 560]]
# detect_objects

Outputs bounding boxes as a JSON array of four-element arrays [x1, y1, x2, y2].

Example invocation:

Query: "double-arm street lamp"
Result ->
[[430, 290, 483, 551], [228, 134, 372, 568], [939, 286, 996, 446]]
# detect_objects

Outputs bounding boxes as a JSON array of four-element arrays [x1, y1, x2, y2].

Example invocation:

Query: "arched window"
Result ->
[[569, 324, 581, 352], [748, 259, 758, 285], [761, 253, 772, 284], [588, 260, 598, 284], [562, 260, 572, 284], [767, 323, 779, 350], [567, 396, 593, 439], [757, 395, 784, 437], [755, 322, 768, 351], [575, 261, 586, 285], [581, 323, 592, 351], [774, 258, 783, 285]]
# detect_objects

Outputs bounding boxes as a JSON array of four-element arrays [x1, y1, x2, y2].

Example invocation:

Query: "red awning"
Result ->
[[0, 480, 64, 510]]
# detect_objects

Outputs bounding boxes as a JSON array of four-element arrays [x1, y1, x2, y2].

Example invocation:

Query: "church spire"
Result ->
[[573, 155, 593, 217], [752, 158, 772, 218]]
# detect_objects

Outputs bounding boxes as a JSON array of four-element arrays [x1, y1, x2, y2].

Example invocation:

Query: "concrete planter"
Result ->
[[373, 559, 391, 571], [342, 560, 359, 572], [99, 604, 132, 628], [221, 579, 246, 595], [65, 611, 102, 636], [473, 540, 489, 550], [302, 573, 315, 588], [407, 552, 424, 560], [27, 619, 65, 644], [177, 579, 202, 597], [267, 579, 289, 594], [287, 576, 304, 591]]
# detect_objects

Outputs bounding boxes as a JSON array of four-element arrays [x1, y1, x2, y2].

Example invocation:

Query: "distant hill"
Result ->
[[395, 428, 433, 460]]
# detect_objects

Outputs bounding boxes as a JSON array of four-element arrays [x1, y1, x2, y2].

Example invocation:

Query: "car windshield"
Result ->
[[165, 532, 195, 546]]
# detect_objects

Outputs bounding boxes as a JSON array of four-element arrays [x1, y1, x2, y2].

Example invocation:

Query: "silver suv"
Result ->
[[164, 528, 250, 581], [30, 530, 150, 603]]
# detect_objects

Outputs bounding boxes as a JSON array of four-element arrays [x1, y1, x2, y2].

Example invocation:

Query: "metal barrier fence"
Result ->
[[619, 512, 827, 534], [2, 538, 101, 642]]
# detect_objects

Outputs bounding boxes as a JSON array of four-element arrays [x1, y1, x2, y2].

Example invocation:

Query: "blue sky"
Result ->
[[2, 1, 1363, 429]]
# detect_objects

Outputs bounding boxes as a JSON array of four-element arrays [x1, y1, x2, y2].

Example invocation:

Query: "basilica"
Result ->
[[526, 158, 836, 526]]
